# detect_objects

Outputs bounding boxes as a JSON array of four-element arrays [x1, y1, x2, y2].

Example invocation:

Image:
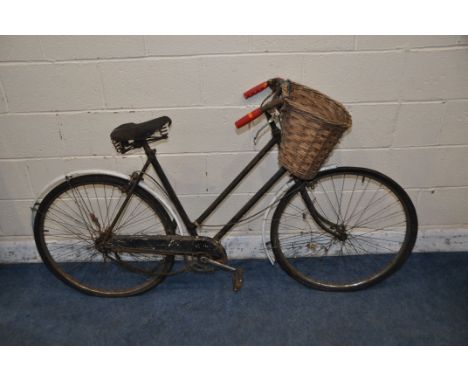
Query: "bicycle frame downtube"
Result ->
[[195, 135, 279, 226], [213, 167, 286, 241], [140, 117, 282, 239]]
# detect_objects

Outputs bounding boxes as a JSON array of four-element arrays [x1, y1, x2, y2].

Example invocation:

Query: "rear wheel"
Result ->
[[271, 167, 418, 291], [34, 174, 175, 297]]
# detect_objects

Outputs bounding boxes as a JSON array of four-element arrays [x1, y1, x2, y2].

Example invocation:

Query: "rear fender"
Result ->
[[30, 169, 187, 235]]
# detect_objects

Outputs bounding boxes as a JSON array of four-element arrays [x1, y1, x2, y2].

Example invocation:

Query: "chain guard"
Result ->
[[108, 234, 228, 270]]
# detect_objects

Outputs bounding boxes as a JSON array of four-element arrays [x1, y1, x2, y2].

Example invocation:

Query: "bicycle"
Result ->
[[32, 78, 418, 297]]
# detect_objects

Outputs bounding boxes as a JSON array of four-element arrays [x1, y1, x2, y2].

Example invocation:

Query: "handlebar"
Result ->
[[235, 78, 285, 128], [243, 78, 283, 99], [243, 81, 269, 99], [234, 98, 283, 129], [235, 108, 263, 128]]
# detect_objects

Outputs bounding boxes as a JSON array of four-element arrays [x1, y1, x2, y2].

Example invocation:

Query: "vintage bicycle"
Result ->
[[32, 78, 418, 297]]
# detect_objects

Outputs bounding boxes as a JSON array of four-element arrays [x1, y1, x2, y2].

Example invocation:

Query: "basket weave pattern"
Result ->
[[278, 81, 352, 179]]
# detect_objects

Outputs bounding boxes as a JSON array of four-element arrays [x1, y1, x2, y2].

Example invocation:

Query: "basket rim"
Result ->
[[282, 99, 352, 129], [281, 80, 352, 129]]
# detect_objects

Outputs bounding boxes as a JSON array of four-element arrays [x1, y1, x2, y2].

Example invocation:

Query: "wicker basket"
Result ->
[[278, 81, 352, 179]]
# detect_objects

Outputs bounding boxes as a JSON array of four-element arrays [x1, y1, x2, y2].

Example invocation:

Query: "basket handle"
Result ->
[[235, 98, 283, 128]]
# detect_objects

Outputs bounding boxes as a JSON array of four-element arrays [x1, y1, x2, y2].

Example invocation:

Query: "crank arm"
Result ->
[[200, 257, 244, 292], [200, 257, 236, 271]]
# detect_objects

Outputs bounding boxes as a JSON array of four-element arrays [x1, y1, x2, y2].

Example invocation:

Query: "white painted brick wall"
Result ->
[[339, 104, 398, 148], [0, 36, 44, 61], [40, 36, 146, 60], [440, 100, 468, 144], [0, 35, 467, 262], [100, 59, 202, 108], [0, 63, 105, 112], [392, 103, 445, 147], [355, 36, 467, 50], [145, 36, 251, 56], [200, 55, 303, 105], [0, 82, 7, 113], [402, 48, 468, 100], [302, 52, 406, 102]]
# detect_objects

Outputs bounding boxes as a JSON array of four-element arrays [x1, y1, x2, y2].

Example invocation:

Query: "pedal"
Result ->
[[200, 257, 243, 291], [232, 268, 244, 292]]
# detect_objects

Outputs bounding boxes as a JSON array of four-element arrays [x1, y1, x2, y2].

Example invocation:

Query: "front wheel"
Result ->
[[270, 167, 418, 291]]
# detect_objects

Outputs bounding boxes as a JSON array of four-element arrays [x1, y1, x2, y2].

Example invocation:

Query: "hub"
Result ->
[[335, 224, 348, 241], [94, 233, 111, 254]]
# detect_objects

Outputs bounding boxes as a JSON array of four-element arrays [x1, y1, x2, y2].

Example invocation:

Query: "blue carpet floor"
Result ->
[[0, 252, 467, 345]]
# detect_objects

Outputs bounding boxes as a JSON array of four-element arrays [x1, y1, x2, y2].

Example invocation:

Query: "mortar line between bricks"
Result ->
[[2, 224, 468, 241], [0, 191, 282, 202], [408, 45, 468, 52], [96, 64, 108, 109], [2, 186, 468, 203], [2, 144, 468, 160], [2, 98, 468, 116], [142, 36, 149, 56], [0, 151, 272, 161], [23, 162, 36, 205], [0, 45, 466, 65], [1, 105, 259, 115], [6, 184, 468, 199], [0, 235, 39, 240], [0, 76, 9, 113], [0, 50, 405, 66], [37, 38, 47, 61]]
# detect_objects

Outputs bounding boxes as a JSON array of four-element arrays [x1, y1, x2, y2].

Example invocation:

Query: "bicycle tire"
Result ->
[[270, 167, 418, 291], [34, 174, 175, 297]]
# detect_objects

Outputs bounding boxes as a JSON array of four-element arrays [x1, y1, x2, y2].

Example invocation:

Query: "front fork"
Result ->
[[298, 182, 347, 241]]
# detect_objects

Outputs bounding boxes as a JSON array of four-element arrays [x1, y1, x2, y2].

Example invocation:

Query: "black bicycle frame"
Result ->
[[139, 116, 287, 241]]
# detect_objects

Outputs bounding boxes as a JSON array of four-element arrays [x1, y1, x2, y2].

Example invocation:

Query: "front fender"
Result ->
[[261, 164, 338, 264], [30, 169, 187, 235]]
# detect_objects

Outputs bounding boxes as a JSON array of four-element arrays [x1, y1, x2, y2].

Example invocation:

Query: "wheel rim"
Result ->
[[37, 178, 172, 295], [273, 170, 413, 288]]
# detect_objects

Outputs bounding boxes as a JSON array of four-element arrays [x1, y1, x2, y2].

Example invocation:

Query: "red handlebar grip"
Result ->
[[243, 82, 269, 99], [235, 108, 263, 128]]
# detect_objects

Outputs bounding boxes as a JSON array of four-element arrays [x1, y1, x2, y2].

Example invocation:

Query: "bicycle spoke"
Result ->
[[318, 181, 340, 224], [344, 177, 371, 226], [349, 183, 383, 227], [342, 175, 358, 223], [39, 178, 172, 295], [330, 175, 343, 223], [92, 183, 106, 229], [273, 169, 414, 289]]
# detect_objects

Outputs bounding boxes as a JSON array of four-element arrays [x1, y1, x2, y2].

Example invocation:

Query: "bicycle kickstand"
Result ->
[[199, 257, 244, 292]]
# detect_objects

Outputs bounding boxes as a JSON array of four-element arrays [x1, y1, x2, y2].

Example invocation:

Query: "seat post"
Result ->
[[142, 142, 198, 236]]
